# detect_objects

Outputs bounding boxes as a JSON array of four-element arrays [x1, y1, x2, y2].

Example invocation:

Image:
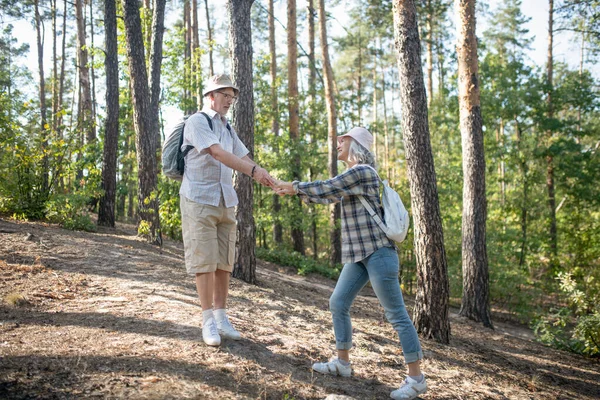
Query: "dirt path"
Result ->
[[0, 217, 598, 399]]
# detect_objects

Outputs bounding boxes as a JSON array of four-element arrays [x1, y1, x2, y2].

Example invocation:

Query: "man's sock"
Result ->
[[409, 374, 424, 383], [202, 309, 214, 324], [338, 359, 350, 367], [214, 308, 227, 322]]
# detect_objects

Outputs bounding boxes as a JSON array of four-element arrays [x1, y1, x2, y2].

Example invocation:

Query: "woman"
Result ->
[[274, 127, 427, 400]]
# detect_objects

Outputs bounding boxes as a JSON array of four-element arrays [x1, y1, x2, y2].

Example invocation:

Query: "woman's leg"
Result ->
[[365, 247, 423, 372], [329, 261, 370, 359]]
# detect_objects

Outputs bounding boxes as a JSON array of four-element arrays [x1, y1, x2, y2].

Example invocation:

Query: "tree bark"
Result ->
[[288, 0, 305, 255], [228, 0, 257, 284], [34, 0, 49, 196], [426, 0, 433, 107], [191, 0, 201, 110], [122, 0, 162, 245], [76, 0, 95, 144], [393, 0, 450, 344], [148, 0, 166, 159], [52, 0, 58, 134], [204, 0, 214, 77], [269, 0, 283, 244], [98, 0, 120, 228], [318, 0, 341, 266], [456, 0, 492, 329], [546, 0, 558, 267], [57, 0, 67, 137], [89, 0, 97, 126]]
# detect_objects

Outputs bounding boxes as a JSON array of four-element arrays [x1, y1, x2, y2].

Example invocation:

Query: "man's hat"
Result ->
[[337, 127, 373, 152], [202, 74, 239, 97]]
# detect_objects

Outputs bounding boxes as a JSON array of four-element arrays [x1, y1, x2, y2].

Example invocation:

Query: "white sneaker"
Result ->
[[202, 317, 221, 346], [216, 315, 241, 340], [390, 376, 427, 400], [312, 358, 352, 377]]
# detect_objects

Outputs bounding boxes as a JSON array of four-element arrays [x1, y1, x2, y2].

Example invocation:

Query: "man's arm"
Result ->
[[207, 144, 274, 187]]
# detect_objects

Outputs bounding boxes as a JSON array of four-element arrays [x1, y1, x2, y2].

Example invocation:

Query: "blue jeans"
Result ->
[[329, 246, 423, 364]]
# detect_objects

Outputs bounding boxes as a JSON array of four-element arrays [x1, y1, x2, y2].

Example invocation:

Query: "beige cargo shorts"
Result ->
[[180, 195, 236, 275]]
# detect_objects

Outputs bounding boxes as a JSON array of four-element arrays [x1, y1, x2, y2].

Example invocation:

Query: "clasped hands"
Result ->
[[250, 168, 295, 196]]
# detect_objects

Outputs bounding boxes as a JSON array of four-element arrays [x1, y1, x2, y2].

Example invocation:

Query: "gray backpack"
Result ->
[[162, 112, 231, 181]]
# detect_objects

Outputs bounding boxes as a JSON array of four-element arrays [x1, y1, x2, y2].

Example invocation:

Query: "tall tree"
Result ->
[[269, 0, 283, 244], [34, 0, 49, 195], [204, 0, 214, 77], [546, 0, 558, 267], [75, 0, 95, 144], [191, 0, 201, 109], [228, 0, 257, 283], [455, 0, 492, 328], [288, 0, 305, 255], [318, 0, 341, 266], [148, 0, 166, 153], [122, 0, 164, 245], [98, 0, 119, 227], [393, 0, 450, 343]]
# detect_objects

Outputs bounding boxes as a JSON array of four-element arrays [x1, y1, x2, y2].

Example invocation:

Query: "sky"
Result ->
[[2, 0, 588, 114]]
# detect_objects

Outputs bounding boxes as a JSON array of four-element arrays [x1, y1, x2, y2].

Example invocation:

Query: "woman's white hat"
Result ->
[[203, 74, 239, 97], [337, 127, 373, 151]]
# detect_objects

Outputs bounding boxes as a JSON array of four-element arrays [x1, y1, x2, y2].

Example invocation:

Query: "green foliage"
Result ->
[[45, 194, 96, 232], [533, 272, 600, 357], [158, 177, 182, 241], [256, 247, 342, 280]]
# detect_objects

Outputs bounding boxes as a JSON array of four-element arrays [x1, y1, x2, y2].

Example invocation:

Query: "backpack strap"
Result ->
[[356, 164, 388, 235], [358, 195, 388, 235], [200, 111, 232, 134]]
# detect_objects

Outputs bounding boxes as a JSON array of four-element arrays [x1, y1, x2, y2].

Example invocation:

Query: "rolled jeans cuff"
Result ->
[[335, 340, 352, 350], [403, 350, 423, 364]]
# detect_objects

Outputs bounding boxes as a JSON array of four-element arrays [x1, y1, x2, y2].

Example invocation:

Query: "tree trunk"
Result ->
[[228, 0, 257, 284], [515, 121, 528, 269], [148, 0, 166, 160], [307, 0, 319, 259], [269, 0, 283, 244], [204, 0, 214, 77], [52, 0, 58, 134], [318, 0, 341, 266], [393, 0, 450, 344], [426, 0, 433, 107], [98, 0, 120, 228], [57, 0, 67, 138], [191, 0, 201, 110], [288, 0, 305, 255], [122, 0, 162, 245], [546, 0, 558, 268], [89, 0, 97, 126], [184, 0, 191, 113], [76, 0, 95, 144], [34, 0, 49, 196], [456, 0, 492, 329]]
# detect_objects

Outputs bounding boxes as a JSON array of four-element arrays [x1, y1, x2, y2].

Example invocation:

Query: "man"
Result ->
[[180, 74, 274, 346]]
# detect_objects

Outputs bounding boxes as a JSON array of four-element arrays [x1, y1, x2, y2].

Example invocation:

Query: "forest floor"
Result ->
[[0, 217, 598, 400]]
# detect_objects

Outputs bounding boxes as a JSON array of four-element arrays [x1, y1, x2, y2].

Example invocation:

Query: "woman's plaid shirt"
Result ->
[[293, 164, 396, 264]]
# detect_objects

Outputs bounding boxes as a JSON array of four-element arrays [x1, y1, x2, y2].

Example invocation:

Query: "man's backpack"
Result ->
[[162, 112, 231, 181], [358, 167, 410, 243]]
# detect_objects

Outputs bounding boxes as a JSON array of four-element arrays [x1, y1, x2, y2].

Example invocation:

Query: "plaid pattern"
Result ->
[[294, 165, 396, 263], [179, 107, 249, 208]]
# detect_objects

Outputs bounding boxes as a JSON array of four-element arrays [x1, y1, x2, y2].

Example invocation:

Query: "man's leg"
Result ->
[[195, 272, 215, 310], [213, 269, 230, 309]]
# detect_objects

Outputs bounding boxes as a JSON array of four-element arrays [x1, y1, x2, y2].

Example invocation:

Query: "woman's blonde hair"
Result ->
[[347, 139, 377, 168]]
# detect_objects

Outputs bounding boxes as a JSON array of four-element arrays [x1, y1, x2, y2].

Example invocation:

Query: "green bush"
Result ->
[[256, 247, 342, 280], [45, 194, 96, 232], [532, 272, 600, 357]]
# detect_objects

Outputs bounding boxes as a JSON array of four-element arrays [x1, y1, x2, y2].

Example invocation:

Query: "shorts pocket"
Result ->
[[228, 228, 237, 265]]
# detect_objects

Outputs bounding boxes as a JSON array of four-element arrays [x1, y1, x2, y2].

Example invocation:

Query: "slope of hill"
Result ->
[[0, 217, 598, 399]]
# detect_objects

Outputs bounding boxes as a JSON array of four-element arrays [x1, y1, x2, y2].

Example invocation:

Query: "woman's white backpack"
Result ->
[[358, 170, 410, 243]]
